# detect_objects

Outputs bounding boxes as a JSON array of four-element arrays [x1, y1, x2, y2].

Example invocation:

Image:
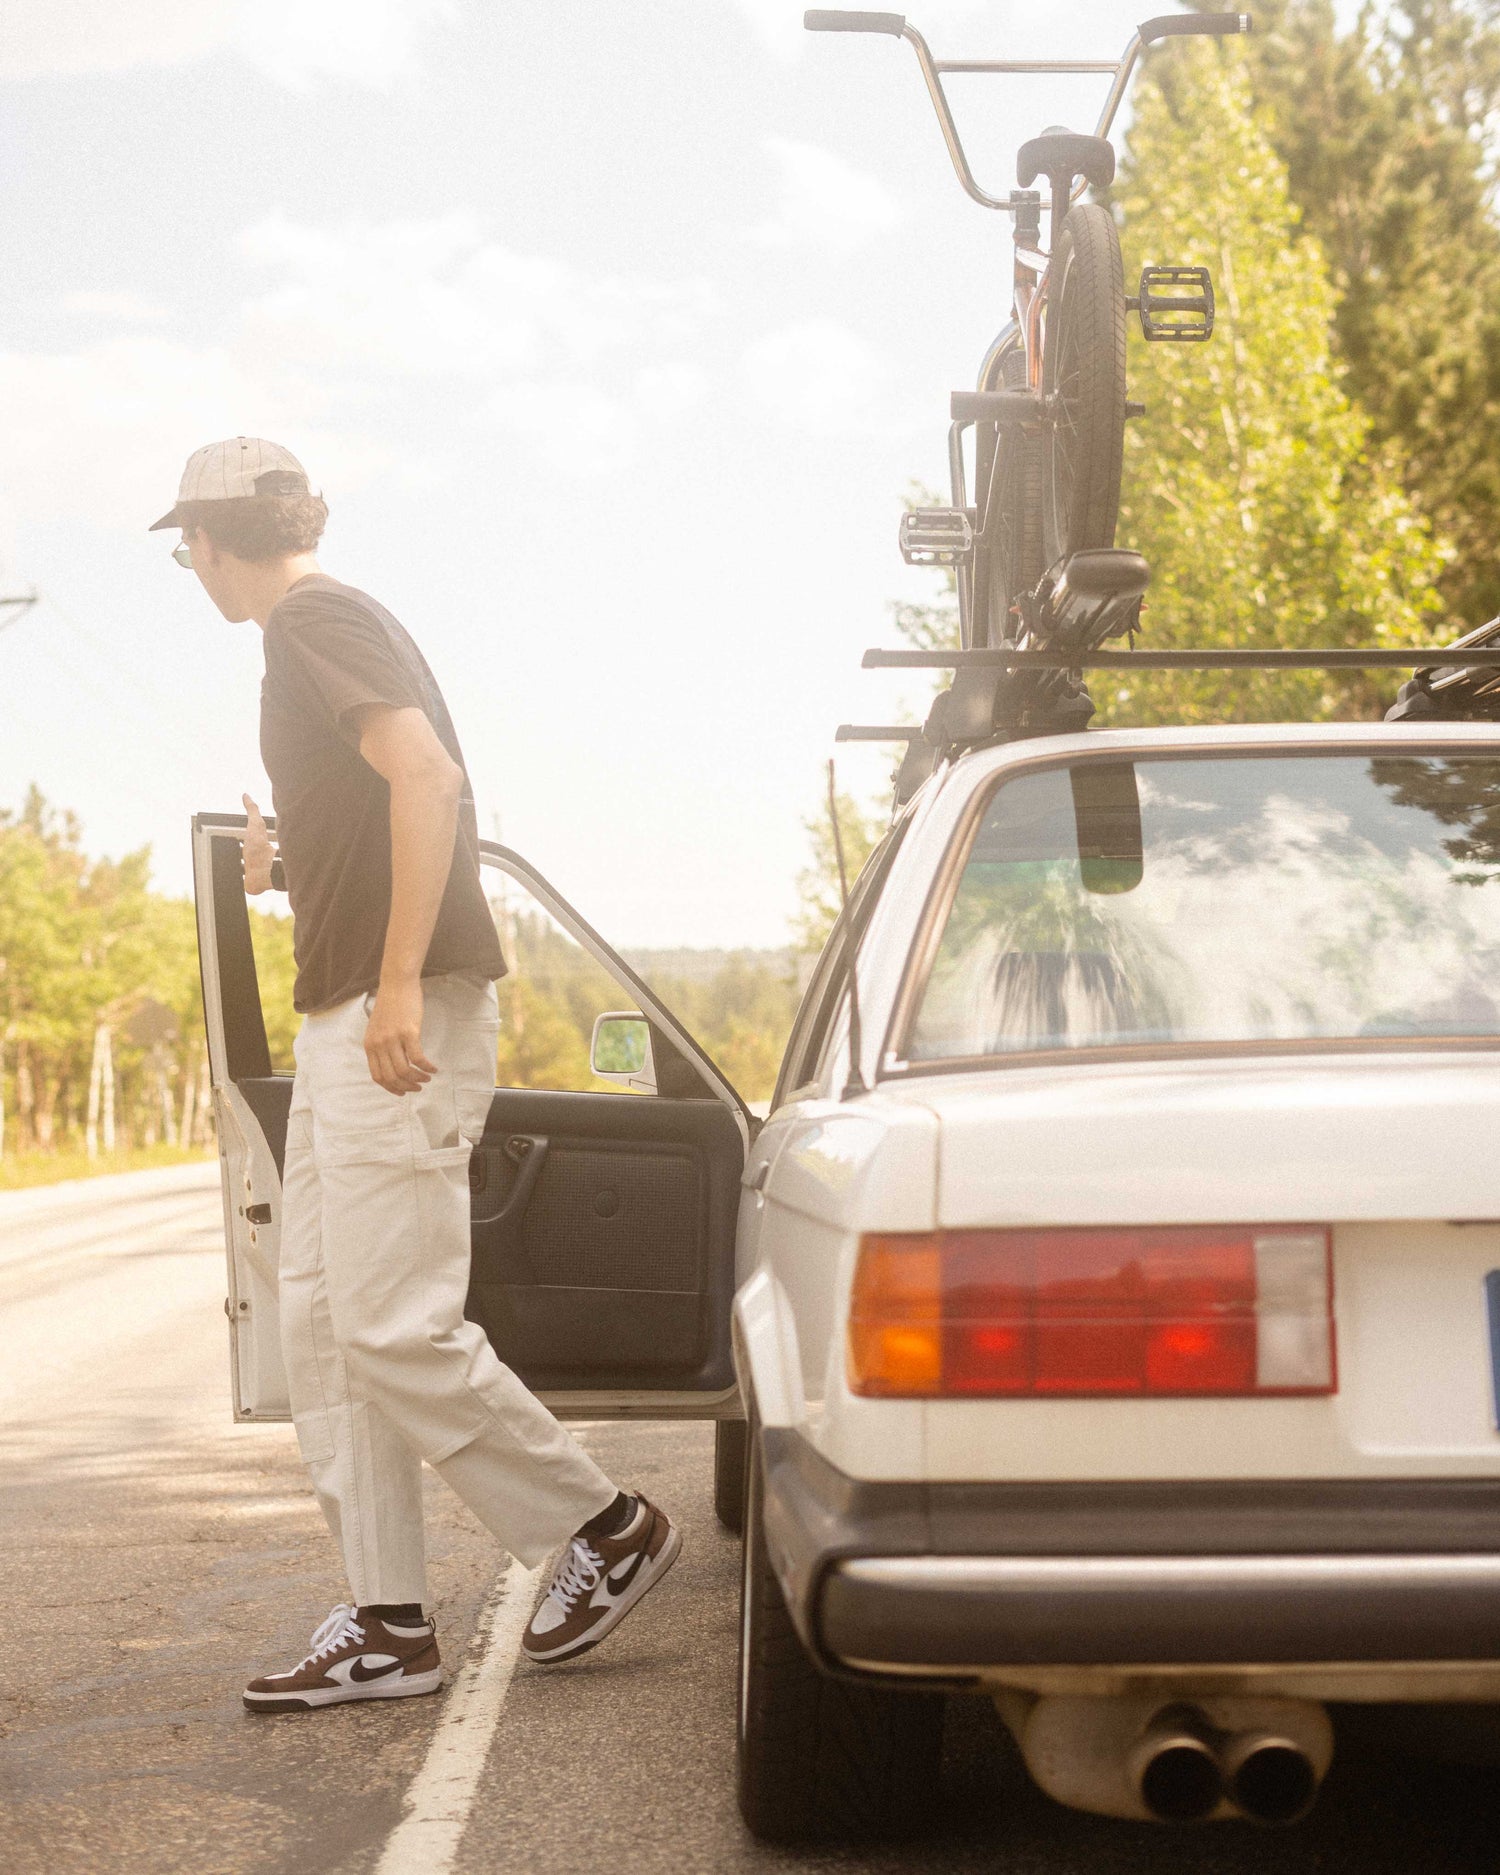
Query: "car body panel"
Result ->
[[916, 1056, 1500, 1228]]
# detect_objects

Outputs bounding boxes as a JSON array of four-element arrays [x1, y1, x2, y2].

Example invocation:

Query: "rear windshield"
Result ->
[[903, 752, 1500, 1064]]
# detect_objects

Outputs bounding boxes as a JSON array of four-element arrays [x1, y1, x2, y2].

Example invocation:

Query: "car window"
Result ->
[[482, 857, 646, 1093], [899, 751, 1500, 1065], [773, 817, 908, 1106]]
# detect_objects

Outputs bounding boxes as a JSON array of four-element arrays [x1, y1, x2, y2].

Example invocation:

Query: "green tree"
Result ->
[[1245, 0, 1500, 625], [0, 790, 216, 1160], [494, 975, 596, 1090], [1107, 40, 1447, 727], [790, 782, 886, 955]]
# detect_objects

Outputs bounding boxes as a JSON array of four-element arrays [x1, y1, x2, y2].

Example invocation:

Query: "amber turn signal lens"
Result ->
[[847, 1233, 943, 1395]]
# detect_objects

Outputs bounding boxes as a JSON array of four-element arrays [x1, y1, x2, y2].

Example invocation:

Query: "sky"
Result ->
[[0, 0, 1315, 948]]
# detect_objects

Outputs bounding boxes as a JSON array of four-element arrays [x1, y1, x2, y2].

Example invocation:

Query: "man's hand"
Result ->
[[242, 794, 278, 895], [364, 976, 438, 1095]]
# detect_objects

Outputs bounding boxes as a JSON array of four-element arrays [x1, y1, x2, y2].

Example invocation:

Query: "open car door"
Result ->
[[192, 812, 750, 1424]]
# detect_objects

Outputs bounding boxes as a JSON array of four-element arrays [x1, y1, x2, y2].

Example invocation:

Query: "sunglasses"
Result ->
[[171, 540, 193, 569]]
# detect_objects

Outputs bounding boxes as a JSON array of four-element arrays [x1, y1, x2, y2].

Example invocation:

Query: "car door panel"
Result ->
[[468, 1088, 741, 1389], [193, 813, 748, 1423]]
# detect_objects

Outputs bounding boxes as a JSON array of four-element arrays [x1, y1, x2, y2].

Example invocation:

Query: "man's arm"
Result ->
[[353, 704, 465, 1095]]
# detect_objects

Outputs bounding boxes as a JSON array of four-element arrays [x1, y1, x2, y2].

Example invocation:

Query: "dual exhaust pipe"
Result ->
[[995, 1690, 1334, 1825], [1129, 1704, 1321, 1824]]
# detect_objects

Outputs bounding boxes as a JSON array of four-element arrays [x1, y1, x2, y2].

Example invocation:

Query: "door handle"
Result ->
[[745, 1159, 771, 1192], [479, 1134, 549, 1227], [469, 1135, 550, 1284]]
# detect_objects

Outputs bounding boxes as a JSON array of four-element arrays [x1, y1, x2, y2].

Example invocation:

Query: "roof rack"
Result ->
[[841, 636, 1500, 803], [862, 647, 1500, 670], [839, 540, 1500, 801]]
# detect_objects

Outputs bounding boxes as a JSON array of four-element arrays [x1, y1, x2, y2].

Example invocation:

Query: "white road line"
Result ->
[[374, 1555, 542, 1875]]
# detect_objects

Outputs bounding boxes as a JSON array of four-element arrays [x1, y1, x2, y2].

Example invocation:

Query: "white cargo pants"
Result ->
[[279, 971, 617, 1605]]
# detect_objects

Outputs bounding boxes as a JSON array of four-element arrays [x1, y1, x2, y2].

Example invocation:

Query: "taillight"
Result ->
[[848, 1226, 1334, 1398]]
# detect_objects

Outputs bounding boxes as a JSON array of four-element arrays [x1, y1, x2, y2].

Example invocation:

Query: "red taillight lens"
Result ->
[[848, 1226, 1334, 1398]]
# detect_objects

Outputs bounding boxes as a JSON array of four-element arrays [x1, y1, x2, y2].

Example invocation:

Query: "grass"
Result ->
[[0, 1142, 216, 1192]]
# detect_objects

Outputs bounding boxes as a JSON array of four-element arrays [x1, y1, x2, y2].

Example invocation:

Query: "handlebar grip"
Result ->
[[804, 10, 908, 35], [1138, 12, 1252, 42]]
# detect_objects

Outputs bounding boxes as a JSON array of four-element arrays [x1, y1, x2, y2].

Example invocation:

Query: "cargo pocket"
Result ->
[[313, 1119, 414, 1169], [292, 1407, 337, 1466]]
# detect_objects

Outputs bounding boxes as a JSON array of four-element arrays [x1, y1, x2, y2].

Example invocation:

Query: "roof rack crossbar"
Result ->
[[863, 647, 1500, 671], [835, 724, 923, 741]]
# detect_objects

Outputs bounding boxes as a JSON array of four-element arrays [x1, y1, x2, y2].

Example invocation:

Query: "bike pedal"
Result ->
[[899, 507, 974, 568], [1137, 264, 1214, 342]]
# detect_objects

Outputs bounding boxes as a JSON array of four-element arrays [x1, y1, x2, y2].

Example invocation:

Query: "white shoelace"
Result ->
[[544, 1539, 605, 1615], [295, 1603, 365, 1670]]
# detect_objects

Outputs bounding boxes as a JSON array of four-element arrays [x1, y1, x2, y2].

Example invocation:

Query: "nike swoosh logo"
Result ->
[[592, 1548, 647, 1607], [348, 1656, 406, 1684]]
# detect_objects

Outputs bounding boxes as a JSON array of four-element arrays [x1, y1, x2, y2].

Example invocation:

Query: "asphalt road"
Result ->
[[5, 1163, 1500, 1874]]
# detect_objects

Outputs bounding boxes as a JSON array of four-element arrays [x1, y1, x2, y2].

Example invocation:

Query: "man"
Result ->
[[153, 437, 679, 1710]]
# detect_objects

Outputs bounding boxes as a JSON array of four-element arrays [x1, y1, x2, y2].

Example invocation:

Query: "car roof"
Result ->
[[931, 717, 1500, 797]]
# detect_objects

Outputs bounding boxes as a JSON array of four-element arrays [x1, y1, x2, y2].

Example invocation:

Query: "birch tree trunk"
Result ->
[[86, 1025, 104, 1159], [156, 1049, 177, 1147], [17, 1043, 34, 1153], [101, 1024, 116, 1155], [194, 1051, 213, 1148]]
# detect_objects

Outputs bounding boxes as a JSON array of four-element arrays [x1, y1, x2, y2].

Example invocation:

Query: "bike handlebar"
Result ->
[[1139, 12, 1252, 41], [804, 10, 1252, 45], [803, 10, 907, 34], [803, 10, 1255, 214]]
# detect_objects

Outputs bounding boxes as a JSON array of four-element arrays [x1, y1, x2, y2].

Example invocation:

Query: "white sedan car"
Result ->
[[194, 715, 1500, 1842]]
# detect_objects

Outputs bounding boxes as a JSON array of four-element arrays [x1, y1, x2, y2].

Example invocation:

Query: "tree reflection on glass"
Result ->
[[907, 755, 1500, 1064], [1369, 759, 1500, 886]]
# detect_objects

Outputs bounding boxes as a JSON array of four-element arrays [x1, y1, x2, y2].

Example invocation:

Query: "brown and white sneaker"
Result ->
[[522, 1495, 682, 1664], [243, 1604, 442, 1712]]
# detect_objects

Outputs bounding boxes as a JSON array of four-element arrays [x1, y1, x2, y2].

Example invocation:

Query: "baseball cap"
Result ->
[[148, 437, 318, 531]]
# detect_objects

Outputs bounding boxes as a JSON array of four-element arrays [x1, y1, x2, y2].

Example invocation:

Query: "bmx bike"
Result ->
[[805, 9, 1252, 678]]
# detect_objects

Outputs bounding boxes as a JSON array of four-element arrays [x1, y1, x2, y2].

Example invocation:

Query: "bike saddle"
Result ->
[[1016, 129, 1115, 192], [1055, 548, 1149, 599]]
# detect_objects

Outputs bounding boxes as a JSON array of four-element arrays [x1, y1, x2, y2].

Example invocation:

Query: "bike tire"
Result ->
[[1042, 203, 1126, 565], [988, 348, 1045, 640]]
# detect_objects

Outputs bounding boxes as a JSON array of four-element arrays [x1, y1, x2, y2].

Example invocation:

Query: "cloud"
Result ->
[[0, 0, 455, 89], [237, 213, 717, 389], [233, 0, 458, 91], [749, 138, 902, 253], [63, 291, 169, 324], [739, 318, 888, 431], [0, 336, 294, 529], [725, 0, 814, 62], [0, 214, 718, 524]]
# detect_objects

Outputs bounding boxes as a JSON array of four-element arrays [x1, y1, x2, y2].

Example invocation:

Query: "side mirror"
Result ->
[[590, 1012, 657, 1094]]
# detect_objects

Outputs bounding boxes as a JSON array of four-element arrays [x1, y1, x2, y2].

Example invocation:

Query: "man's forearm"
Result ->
[[381, 768, 462, 986]]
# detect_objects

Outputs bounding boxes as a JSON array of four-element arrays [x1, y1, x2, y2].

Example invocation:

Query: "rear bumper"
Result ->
[[758, 1428, 1500, 1677]]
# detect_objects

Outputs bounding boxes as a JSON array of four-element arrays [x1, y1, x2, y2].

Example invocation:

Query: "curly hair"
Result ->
[[177, 493, 329, 562]]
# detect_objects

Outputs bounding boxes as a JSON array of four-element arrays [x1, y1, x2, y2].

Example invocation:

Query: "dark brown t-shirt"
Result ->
[[260, 574, 504, 1014]]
